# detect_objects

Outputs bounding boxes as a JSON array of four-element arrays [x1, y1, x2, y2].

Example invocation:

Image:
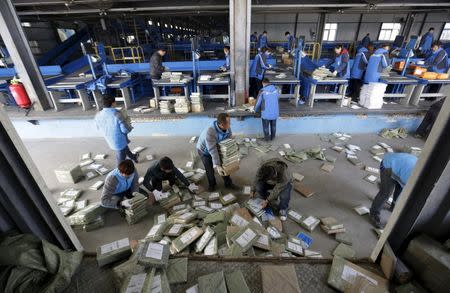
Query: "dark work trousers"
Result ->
[[416, 99, 444, 138], [256, 181, 292, 211], [115, 145, 137, 166], [262, 119, 277, 141], [249, 77, 259, 99], [349, 78, 363, 101], [370, 166, 402, 218], [198, 149, 232, 188]]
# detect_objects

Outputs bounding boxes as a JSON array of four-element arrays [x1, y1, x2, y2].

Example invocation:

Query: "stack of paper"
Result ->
[[301, 215, 321, 232], [124, 192, 148, 225], [96, 238, 132, 267], [159, 100, 174, 114], [320, 217, 345, 234], [159, 192, 181, 209], [245, 198, 265, 217], [66, 202, 105, 226], [174, 97, 191, 114], [54, 163, 84, 184], [218, 139, 240, 173], [83, 215, 105, 232], [190, 92, 204, 112]]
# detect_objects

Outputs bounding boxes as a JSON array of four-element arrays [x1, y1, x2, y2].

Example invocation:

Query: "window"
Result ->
[[440, 23, 450, 40], [21, 22, 31, 27], [323, 23, 338, 41], [379, 23, 401, 41]]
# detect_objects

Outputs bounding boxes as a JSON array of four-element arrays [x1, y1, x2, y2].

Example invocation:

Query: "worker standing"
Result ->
[[258, 31, 268, 50], [364, 44, 391, 84], [419, 28, 434, 56], [250, 31, 258, 49], [349, 45, 370, 101], [95, 95, 138, 166], [100, 160, 140, 210], [255, 78, 280, 141], [196, 113, 238, 192], [250, 159, 292, 221], [143, 157, 198, 199], [425, 41, 449, 73], [249, 47, 272, 98], [219, 46, 230, 72], [369, 153, 418, 228], [285, 31, 295, 53], [150, 47, 167, 80], [361, 33, 371, 49], [327, 44, 350, 78]]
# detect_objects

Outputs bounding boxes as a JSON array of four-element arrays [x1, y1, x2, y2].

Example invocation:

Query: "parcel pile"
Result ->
[[218, 138, 240, 174], [159, 100, 175, 115], [190, 92, 204, 113], [66, 202, 106, 232], [124, 192, 149, 225], [174, 97, 191, 114], [312, 67, 334, 80]]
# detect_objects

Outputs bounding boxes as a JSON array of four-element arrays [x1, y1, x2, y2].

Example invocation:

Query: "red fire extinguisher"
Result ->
[[9, 78, 32, 109]]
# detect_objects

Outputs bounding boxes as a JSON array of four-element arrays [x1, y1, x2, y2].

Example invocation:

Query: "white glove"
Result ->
[[219, 66, 226, 71], [320, 65, 326, 68], [216, 166, 228, 176], [188, 183, 199, 192], [332, 71, 338, 77], [153, 190, 163, 201], [268, 65, 273, 69], [121, 199, 132, 208]]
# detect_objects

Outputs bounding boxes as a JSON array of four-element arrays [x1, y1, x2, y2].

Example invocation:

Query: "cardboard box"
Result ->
[[294, 182, 315, 198], [328, 256, 389, 292]]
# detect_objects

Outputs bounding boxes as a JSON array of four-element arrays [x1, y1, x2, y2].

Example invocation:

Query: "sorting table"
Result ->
[[306, 77, 348, 108], [264, 71, 300, 101], [197, 73, 231, 106], [46, 76, 96, 111], [408, 76, 450, 106], [379, 75, 418, 105], [152, 74, 192, 109]]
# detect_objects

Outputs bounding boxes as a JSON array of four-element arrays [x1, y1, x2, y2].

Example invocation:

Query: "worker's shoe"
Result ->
[[225, 183, 239, 191], [370, 214, 385, 229], [279, 209, 287, 221]]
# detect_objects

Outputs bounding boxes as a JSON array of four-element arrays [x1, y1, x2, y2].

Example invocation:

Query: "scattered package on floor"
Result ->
[[66, 202, 105, 226], [220, 193, 237, 205], [159, 100, 175, 114], [294, 182, 315, 198], [320, 217, 345, 234], [195, 226, 215, 253], [287, 209, 303, 224], [332, 243, 356, 259], [54, 163, 84, 184], [353, 205, 370, 215], [403, 146, 422, 156], [245, 198, 265, 217], [379, 127, 408, 139], [327, 256, 389, 292], [96, 238, 132, 267], [171, 226, 204, 253], [89, 180, 104, 190], [365, 166, 380, 174], [198, 271, 227, 293], [231, 225, 259, 252], [364, 174, 379, 184], [321, 163, 335, 173], [261, 265, 302, 293], [82, 215, 105, 232], [335, 233, 353, 246], [370, 145, 385, 156], [292, 172, 304, 182], [137, 241, 170, 268], [301, 215, 320, 232]]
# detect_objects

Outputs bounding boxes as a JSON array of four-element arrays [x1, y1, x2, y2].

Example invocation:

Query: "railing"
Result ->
[[95, 45, 145, 63], [304, 42, 321, 61]]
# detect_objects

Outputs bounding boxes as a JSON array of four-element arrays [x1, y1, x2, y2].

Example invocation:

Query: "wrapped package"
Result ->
[[171, 227, 204, 253], [138, 241, 170, 268], [96, 238, 132, 267]]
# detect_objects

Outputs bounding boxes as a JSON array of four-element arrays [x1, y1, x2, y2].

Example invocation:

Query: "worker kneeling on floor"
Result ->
[[142, 156, 198, 200], [100, 160, 140, 210], [250, 158, 292, 221]]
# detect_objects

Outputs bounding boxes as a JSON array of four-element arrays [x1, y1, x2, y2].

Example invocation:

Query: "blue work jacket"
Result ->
[[255, 84, 280, 120]]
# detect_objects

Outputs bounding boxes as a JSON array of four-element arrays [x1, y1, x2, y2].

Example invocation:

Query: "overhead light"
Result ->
[[148, 20, 153, 25], [165, 24, 168, 28]]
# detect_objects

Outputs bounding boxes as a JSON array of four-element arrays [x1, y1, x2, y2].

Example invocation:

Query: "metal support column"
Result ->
[[402, 13, 414, 39], [230, 0, 251, 106], [316, 12, 326, 59], [0, 0, 51, 111]]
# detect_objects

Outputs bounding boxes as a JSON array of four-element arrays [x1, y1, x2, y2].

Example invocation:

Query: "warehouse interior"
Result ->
[[0, 0, 449, 292]]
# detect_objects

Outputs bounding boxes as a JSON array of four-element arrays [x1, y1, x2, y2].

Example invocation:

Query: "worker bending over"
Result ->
[[101, 160, 140, 210], [370, 153, 418, 228], [349, 44, 371, 101], [150, 47, 167, 80], [143, 157, 198, 200], [327, 44, 350, 78], [250, 47, 272, 98], [95, 95, 138, 166], [255, 78, 280, 141], [250, 159, 292, 221], [364, 44, 391, 84], [196, 113, 238, 192]]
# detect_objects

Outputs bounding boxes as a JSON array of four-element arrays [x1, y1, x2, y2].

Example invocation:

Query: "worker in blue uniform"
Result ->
[[258, 31, 268, 50], [370, 153, 418, 228], [349, 45, 371, 100], [419, 27, 434, 56], [326, 44, 350, 78], [425, 41, 449, 73], [249, 47, 272, 98], [364, 44, 391, 83], [285, 31, 295, 53], [250, 31, 258, 49], [219, 46, 230, 71], [361, 33, 371, 49], [255, 78, 280, 141]]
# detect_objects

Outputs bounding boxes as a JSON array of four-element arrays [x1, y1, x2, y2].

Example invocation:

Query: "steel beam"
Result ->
[[230, 0, 251, 106], [0, 0, 51, 111]]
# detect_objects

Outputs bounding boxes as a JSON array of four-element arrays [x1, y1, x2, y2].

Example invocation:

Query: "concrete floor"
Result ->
[[23, 133, 425, 258]]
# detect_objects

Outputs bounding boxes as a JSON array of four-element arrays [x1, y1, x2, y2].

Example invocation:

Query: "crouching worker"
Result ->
[[142, 156, 199, 200], [250, 158, 292, 221], [101, 160, 140, 209]]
